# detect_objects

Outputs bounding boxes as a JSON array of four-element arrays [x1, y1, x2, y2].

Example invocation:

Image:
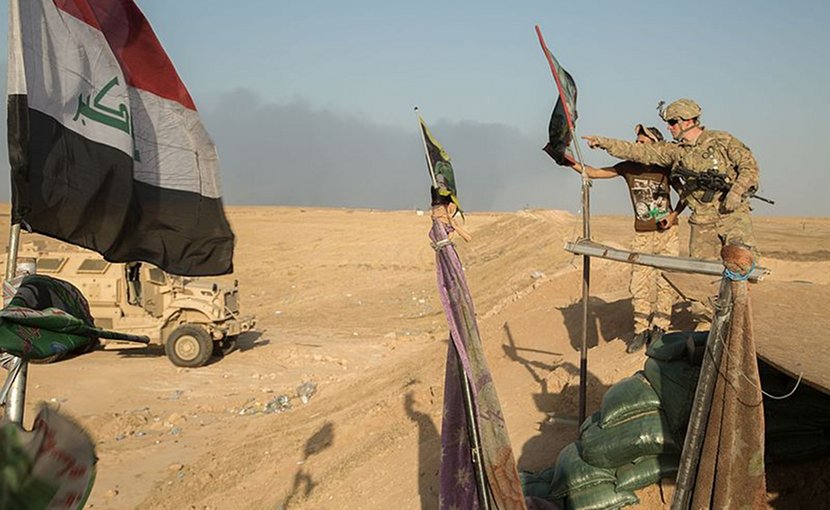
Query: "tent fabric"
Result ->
[[690, 281, 767, 509]]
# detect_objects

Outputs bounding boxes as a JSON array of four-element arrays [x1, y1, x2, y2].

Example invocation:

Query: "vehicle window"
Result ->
[[36, 257, 67, 273], [77, 259, 110, 274], [148, 267, 166, 284]]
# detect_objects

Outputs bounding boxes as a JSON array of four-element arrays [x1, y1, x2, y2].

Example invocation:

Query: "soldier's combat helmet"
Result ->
[[659, 98, 702, 121]]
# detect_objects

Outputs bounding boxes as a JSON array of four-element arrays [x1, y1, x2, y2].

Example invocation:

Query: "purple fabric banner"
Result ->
[[430, 218, 527, 510]]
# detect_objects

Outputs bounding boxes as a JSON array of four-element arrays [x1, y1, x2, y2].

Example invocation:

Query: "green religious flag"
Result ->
[[418, 116, 462, 213]]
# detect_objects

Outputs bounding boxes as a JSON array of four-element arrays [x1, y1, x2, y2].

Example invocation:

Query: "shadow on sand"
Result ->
[[558, 296, 633, 352], [502, 318, 612, 471], [281, 421, 335, 509], [404, 389, 441, 510]]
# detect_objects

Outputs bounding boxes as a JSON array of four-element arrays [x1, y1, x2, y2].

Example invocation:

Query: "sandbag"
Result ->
[[600, 372, 661, 428], [563, 481, 638, 510], [615, 454, 680, 492], [549, 442, 616, 499], [580, 410, 679, 469], [642, 358, 699, 439], [646, 330, 706, 363], [580, 411, 601, 436], [520, 466, 556, 499]]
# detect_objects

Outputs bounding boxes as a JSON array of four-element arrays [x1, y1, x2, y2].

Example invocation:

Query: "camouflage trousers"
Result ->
[[630, 228, 679, 334], [689, 210, 757, 261]]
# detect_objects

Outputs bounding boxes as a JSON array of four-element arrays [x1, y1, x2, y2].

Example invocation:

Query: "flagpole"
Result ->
[[3, 223, 27, 424], [419, 109, 494, 508], [414, 107, 439, 189], [535, 25, 592, 425], [4, 0, 27, 425]]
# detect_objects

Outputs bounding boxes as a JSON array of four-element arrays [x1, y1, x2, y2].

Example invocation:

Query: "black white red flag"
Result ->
[[7, 0, 234, 276]]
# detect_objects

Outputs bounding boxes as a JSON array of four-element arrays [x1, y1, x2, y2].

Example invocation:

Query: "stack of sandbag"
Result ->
[[521, 331, 707, 509], [520, 331, 830, 509]]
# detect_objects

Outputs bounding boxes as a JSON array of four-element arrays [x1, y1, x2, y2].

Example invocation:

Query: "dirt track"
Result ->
[[11, 207, 830, 509]]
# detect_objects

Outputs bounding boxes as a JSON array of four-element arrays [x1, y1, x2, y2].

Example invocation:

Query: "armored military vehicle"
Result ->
[[4, 242, 255, 368]]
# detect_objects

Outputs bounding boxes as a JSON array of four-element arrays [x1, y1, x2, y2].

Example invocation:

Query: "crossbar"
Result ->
[[564, 239, 769, 282]]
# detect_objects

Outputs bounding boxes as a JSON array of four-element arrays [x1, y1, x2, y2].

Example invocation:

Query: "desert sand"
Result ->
[[8, 206, 830, 509]]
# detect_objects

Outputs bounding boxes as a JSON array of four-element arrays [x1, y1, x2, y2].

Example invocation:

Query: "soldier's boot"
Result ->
[[627, 330, 649, 354]]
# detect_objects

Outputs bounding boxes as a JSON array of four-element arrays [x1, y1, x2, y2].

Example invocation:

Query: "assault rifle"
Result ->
[[670, 167, 775, 205]]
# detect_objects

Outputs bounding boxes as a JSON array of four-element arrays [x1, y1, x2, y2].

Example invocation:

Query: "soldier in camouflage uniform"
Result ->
[[568, 125, 678, 353], [582, 99, 760, 261]]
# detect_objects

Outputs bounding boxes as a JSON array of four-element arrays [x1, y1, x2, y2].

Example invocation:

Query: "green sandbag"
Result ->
[[646, 330, 707, 363], [520, 466, 557, 499], [564, 481, 638, 510], [642, 358, 699, 439], [580, 410, 679, 469], [550, 442, 616, 499], [615, 454, 680, 492], [600, 372, 661, 428], [580, 411, 601, 436]]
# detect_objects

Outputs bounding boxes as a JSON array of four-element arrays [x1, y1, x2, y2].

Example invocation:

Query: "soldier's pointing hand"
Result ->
[[582, 136, 602, 148]]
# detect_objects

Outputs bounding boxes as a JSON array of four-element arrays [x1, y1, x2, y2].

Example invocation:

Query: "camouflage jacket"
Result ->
[[594, 128, 760, 224]]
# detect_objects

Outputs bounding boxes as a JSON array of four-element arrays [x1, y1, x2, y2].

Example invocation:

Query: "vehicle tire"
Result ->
[[213, 335, 238, 357], [165, 325, 212, 368]]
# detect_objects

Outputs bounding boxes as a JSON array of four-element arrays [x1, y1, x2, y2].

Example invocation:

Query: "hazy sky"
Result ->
[[2, 1, 828, 216]]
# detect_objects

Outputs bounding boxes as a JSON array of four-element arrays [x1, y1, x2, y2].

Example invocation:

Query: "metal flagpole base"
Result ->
[[456, 342, 493, 510], [3, 223, 26, 424], [5, 359, 28, 424]]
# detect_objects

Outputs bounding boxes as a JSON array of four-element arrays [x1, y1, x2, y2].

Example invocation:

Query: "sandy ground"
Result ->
[[8, 206, 830, 509]]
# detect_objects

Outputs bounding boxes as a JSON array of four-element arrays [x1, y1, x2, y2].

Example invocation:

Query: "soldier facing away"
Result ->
[[567, 124, 677, 353], [582, 99, 760, 261]]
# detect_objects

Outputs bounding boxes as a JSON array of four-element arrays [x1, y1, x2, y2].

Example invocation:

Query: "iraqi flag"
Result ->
[[7, 0, 234, 276]]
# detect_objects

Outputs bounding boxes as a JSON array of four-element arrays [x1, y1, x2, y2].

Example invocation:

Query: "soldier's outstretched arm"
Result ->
[[581, 136, 680, 167], [569, 161, 618, 179]]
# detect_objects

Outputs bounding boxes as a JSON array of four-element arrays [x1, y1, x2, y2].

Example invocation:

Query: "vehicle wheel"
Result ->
[[165, 325, 212, 368], [213, 335, 238, 357]]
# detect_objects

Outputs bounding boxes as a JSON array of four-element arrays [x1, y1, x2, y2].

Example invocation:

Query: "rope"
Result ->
[[431, 204, 471, 242], [760, 372, 804, 400], [703, 312, 804, 401], [431, 238, 454, 252]]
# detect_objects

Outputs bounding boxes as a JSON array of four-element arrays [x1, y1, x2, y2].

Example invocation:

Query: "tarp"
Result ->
[[690, 281, 767, 508]]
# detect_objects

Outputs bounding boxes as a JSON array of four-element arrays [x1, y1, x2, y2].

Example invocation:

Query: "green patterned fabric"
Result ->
[[0, 274, 147, 361]]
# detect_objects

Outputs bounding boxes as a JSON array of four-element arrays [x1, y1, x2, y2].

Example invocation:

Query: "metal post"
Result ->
[[671, 278, 734, 509], [457, 344, 492, 510], [578, 180, 590, 425], [3, 223, 26, 424], [535, 25, 593, 426]]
